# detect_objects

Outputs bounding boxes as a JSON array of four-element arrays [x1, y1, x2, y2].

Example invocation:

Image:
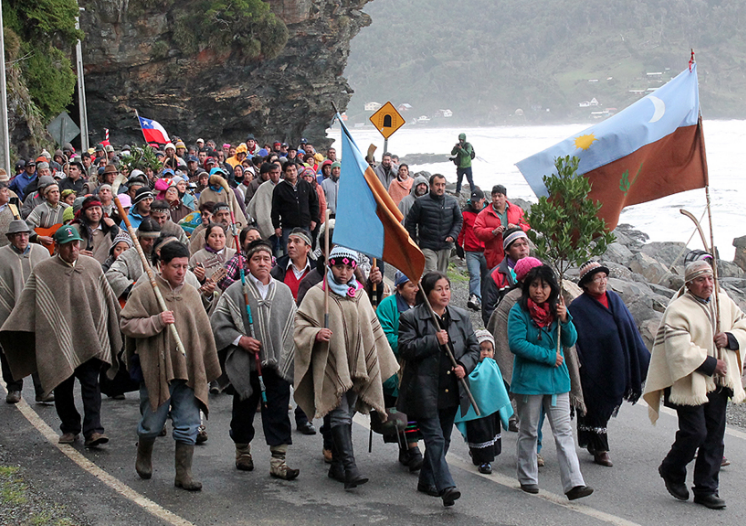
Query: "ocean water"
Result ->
[[326, 120, 745, 260]]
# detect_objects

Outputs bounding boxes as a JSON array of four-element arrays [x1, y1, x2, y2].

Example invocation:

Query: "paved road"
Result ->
[[2, 380, 745, 526]]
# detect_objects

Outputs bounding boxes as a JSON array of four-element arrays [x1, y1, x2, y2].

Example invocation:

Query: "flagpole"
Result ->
[[323, 208, 331, 329], [135, 109, 149, 145]]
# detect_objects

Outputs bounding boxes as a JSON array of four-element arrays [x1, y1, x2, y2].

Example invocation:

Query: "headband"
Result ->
[[288, 231, 312, 247], [685, 260, 713, 283]]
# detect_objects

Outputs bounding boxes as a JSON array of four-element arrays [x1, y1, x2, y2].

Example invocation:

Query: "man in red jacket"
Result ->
[[456, 187, 487, 311], [473, 185, 529, 269]]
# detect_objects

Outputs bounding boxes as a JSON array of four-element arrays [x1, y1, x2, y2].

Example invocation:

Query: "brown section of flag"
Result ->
[[362, 166, 426, 282], [585, 119, 707, 231]]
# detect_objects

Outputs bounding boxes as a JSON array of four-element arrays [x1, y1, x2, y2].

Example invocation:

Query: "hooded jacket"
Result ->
[[397, 174, 428, 229], [457, 200, 485, 253]]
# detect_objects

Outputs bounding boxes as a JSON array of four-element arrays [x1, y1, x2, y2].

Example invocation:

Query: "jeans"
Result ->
[[329, 390, 358, 429], [465, 251, 487, 300], [418, 406, 458, 492], [54, 359, 104, 438], [138, 380, 201, 444], [661, 389, 728, 496], [455, 167, 474, 195], [515, 393, 585, 493], [230, 368, 292, 446]]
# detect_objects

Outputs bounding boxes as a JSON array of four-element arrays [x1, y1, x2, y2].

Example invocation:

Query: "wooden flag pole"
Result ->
[[323, 208, 331, 329]]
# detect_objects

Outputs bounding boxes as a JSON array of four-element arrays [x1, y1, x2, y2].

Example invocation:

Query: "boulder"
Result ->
[[628, 252, 669, 285], [718, 259, 744, 278], [649, 283, 676, 299], [641, 242, 689, 267], [607, 277, 654, 301], [614, 224, 649, 247], [604, 261, 634, 281], [734, 235, 746, 271], [639, 316, 663, 351], [604, 242, 633, 265], [660, 272, 685, 292]]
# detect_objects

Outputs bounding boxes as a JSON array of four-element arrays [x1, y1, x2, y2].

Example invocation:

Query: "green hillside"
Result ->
[[344, 0, 746, 125]]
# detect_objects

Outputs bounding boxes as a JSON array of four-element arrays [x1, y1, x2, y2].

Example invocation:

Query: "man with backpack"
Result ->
[[450, 133, 475, 195]]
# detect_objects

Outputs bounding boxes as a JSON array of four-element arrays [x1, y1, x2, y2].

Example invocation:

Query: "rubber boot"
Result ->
[[235, 443, 254, 471], [174, 441, 202, 491], [407, 445, 424, 472], [135, 437, 156, 479], [269, 444, 300, 480], [331, 425, 368, 490], [328, 441, 345, 483]]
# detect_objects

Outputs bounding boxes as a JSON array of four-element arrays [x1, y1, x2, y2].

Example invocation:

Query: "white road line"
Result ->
[[1, 381, 196, 526], [352, 413, 641, 526]]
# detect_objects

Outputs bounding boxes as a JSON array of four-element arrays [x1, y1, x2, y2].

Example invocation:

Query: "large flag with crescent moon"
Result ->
[[333, 114, 426, 282], [516, 64, 707, 231]]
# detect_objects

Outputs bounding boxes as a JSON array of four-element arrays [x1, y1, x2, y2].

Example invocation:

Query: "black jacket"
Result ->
[[271, 179, 319, 230], [406, 191, 462, 251], [397, 304, 480, 419], [481, 257, 518, 326]]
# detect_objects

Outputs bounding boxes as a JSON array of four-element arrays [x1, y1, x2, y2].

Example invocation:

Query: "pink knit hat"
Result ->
[[514, 257, 543, 282]]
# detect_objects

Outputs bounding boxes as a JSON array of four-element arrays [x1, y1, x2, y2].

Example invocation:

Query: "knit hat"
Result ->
[[578, 261, 610, 287], [110, 231, 133, 255], [328, 246, 358, 268], [502, 229, 528, 251], [514, 257, 542, 282], [331, 162, 341, 169], [63, 206, 75, 223], [394, 271, 410, 287], [475, 329, 495, 349], [117, 194, 132, 208], [175, 141, 186, 149], [685, 260, 713, 283], [164, 143, 176, 151], [133, 187, 154, 206], [61, 189, 76, 200]]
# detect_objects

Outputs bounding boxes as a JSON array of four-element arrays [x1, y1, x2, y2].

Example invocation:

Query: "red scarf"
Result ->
[[527, 298, 554, 328]]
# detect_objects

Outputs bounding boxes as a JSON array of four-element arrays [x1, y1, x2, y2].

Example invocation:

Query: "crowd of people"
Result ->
[[0, 131, 743, 511]]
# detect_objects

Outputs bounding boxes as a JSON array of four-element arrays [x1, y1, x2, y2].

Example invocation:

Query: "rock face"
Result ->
[[78, 0, 371, 146]]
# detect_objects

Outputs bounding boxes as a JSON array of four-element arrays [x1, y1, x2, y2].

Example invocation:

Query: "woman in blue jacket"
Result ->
[[508, 265, 593, 500]]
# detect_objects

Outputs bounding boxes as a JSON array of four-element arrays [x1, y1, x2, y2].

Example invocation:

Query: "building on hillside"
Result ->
[[365, 102, 382, 112]]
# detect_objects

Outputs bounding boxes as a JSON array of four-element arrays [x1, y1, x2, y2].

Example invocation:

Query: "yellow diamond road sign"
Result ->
[[369, 102, 405, 140]]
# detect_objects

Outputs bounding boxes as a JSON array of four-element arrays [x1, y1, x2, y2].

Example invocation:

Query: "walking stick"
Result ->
[[323, 208, 331, 329], [217, 174, 268, 407], [417, 288, 480, 416], [114, 196, 186, 356]]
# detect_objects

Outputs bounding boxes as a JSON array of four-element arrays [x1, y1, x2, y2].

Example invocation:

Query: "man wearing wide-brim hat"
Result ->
[[0, 220, 49, 404], [0, 225, 122, 447], [643, 260, 746, 509]]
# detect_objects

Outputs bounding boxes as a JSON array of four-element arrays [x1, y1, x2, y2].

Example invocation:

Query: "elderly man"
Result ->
[[644, 261, 746, 510], [0, 220, 50, 404], [406, 174, 462, 274], [0, 225, 122, 447]]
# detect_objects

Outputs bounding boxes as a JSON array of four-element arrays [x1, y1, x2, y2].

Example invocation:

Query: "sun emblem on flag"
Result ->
[[574, 133, 597, 150]]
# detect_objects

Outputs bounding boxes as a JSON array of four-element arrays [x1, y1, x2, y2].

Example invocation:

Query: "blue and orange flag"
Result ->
[[517, 64, 707, 231], [333, 115, 425, 282]]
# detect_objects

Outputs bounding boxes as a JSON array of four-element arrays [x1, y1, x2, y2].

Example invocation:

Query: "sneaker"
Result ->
[[467, 294, 481, 311], [721, 456, 730, 467], [537, 453, 545, 467]]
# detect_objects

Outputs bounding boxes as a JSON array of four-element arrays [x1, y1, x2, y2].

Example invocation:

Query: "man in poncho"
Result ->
[[294, 246, 398, 489], [0, 220, 49, 404], [644, 261, 746, 510], [210, 239, 299, 480], [121, 241, 221, 491], [0, 225, 122, 447]]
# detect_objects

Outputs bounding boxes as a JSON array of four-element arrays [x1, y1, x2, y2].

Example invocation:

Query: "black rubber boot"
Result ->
[[328, 441, 345, 483], [135, 437, 156, 479], [331, 425, 368, 490]]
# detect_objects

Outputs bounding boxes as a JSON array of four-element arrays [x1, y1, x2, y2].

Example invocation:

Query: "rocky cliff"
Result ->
[[78, 0, 371, 147]]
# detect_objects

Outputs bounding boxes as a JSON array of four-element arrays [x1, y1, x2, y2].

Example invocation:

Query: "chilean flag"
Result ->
[[333, 114, 425, 282], [517, 64, 707, 231], [138, 116, 170, 145]]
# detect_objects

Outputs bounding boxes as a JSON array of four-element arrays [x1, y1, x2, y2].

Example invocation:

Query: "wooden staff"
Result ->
[[323, 208, 331, 328], [114, 196, 186, 356], [417, 287, 480, 416]]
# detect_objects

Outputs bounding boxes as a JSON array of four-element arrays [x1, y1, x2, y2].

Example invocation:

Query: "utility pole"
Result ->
[[0, 0, 12, 174], [75, 7, 89, 152]]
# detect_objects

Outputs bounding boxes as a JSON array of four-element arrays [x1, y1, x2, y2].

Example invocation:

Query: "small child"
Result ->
[[456, 329, 513, 475]]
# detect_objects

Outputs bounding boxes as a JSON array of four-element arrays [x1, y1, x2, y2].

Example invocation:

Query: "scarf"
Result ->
[[324, 268, 362, 298], [527, 298, 554, 328]]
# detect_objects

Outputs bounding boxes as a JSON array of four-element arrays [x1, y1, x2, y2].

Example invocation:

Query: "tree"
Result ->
[[526, 155, 616, 351]]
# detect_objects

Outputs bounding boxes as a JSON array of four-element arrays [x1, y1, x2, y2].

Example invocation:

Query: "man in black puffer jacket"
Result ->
[[406, 174, 462, 273]]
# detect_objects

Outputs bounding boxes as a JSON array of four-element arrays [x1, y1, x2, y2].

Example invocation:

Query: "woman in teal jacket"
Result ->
[[376, 271, 423, 471], [508, 265, 593, 501]]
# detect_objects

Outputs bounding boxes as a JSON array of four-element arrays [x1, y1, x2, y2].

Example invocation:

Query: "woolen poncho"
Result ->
[[0, 245, 49, 325], [210, 277, 296, 400], [643, 289, 746, 423], [0, 255, 122, 396], [120, 276, 221, 414], [569, 290, 650, 423], [294, 283, 399, 419]]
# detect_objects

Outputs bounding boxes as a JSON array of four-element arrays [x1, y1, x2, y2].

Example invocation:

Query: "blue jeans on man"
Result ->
[[465, 251, 487, 301], [138, 380, 201, 444]]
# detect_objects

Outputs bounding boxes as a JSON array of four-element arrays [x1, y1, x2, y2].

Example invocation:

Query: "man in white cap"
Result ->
[[0, 220, 50, 404], [644, 260, 746, 510]]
